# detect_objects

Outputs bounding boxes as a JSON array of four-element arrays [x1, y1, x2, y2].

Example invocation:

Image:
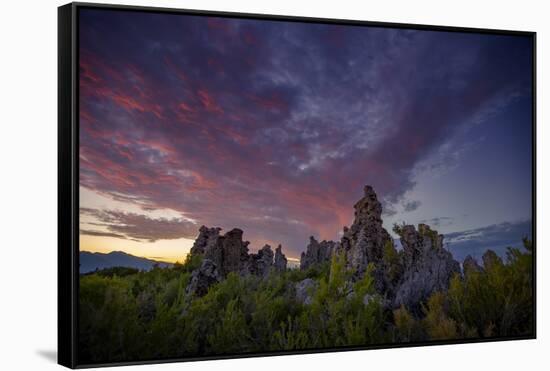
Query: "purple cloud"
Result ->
[[78, 9, 533, 256]]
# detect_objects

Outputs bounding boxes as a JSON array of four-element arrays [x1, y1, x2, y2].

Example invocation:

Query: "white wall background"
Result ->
[[0, 0, 547, 369]]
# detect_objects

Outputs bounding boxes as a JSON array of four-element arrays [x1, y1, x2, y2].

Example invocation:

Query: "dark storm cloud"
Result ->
[[78, 9, 533, 256]]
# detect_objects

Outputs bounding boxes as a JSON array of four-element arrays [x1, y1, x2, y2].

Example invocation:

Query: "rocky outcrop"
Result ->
[[199, 228, 249, 278], [291, 185, 461, 313], [186, 185, 470, 311], [338, 186, 392, 276], [248, 244, 274, 277], [185, 259, 221, 297], [392, 224, 460, 313], [186, 227, 249, 297], [190, 226, 221, 256], [185, 228, 250, 297], [300, 237, 337, 270], [274, 245, 288, 272], [295, 278, 318, 305], [201, 228, 250, 278], [186, 227, 289, 296]]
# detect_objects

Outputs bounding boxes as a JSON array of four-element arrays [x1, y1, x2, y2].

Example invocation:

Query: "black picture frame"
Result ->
[[58, 2, 537, 368]]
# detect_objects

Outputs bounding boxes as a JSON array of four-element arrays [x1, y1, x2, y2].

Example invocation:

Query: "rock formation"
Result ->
[[338, 185, 393, 275], [190, 226, 222, 256], [185, 259, 221, 297], [274, 244, 288, 272], [300, 237, 337, 270], [297, 185, 461, 313], [197, 227, 251, 278], [186, 185, 468, 312], [186, 226, 289, 296], [392, 223, 460, 313], [248, 244, 274, 277]]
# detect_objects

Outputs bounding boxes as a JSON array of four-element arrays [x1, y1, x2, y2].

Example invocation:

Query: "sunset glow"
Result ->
[[79, 9, 532, 263]]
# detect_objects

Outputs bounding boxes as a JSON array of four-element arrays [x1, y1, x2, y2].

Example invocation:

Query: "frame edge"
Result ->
[[64, 2, 537, 368], [58, 2, 77, 369]]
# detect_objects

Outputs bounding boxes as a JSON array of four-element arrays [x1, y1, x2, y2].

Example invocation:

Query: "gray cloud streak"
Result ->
[[80, 208, 199, 242]]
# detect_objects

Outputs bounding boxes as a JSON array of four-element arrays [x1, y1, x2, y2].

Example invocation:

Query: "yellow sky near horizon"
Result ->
[[80, 233, 302, 264], [80, 186, 195, 263], [80, 234, 194, 263], [79, 186, 302, 264]]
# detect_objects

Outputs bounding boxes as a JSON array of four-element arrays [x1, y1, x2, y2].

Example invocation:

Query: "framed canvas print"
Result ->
[[58, 2, 536, 368]]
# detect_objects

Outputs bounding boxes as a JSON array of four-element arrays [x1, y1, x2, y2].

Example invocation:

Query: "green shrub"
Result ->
[[447, 240, 533, 337], [78, 239, 533, 362]]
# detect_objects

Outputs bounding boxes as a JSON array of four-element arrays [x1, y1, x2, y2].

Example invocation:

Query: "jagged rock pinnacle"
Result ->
[[274, 244, 288, 272], [300, 236, 337, 270], [341, 185, 391, 274], [393, 223, 460, 313], [188, 185, 462, 311], [249, 244, 274, 277], [186, 226, 290, 296], [190, 225, 221, 256]]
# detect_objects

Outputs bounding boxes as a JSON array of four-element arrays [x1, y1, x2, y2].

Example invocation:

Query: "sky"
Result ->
[[78, 8, 533, 263]]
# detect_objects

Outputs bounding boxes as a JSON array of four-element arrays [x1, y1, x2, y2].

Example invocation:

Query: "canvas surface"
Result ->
[[76, 6, 534, 365]]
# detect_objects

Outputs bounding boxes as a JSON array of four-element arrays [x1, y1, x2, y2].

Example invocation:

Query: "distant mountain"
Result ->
[[80, 251, 172, 274]]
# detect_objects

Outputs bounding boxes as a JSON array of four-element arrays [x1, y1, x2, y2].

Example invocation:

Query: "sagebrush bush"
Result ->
[[79, 240, 533, 363]]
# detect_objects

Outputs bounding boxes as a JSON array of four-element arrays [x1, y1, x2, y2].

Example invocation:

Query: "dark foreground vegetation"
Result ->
[[79, 187, 533, 364], [79, 238, 533, 363]]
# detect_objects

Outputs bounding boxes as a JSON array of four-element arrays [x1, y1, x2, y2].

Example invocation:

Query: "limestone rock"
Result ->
[[185, 259, 221, 297], [338, 185, 392, 276], [221, 228, 250, 275], [185, 185, 475, 314], [399, 224, 443, 259], [190, 225, 221, 256], [393, 224, 460, 313], [295, 278, 318, 305], [249, 244, 274, 277], [187, 226, 291, 298], [274, 244, 288, 272], [202, 228, 250, 278], [300, 236, 336, 270]]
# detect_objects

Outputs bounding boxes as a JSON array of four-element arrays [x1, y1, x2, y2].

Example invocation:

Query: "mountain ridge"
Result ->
[[79, 250, 172, 274]]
